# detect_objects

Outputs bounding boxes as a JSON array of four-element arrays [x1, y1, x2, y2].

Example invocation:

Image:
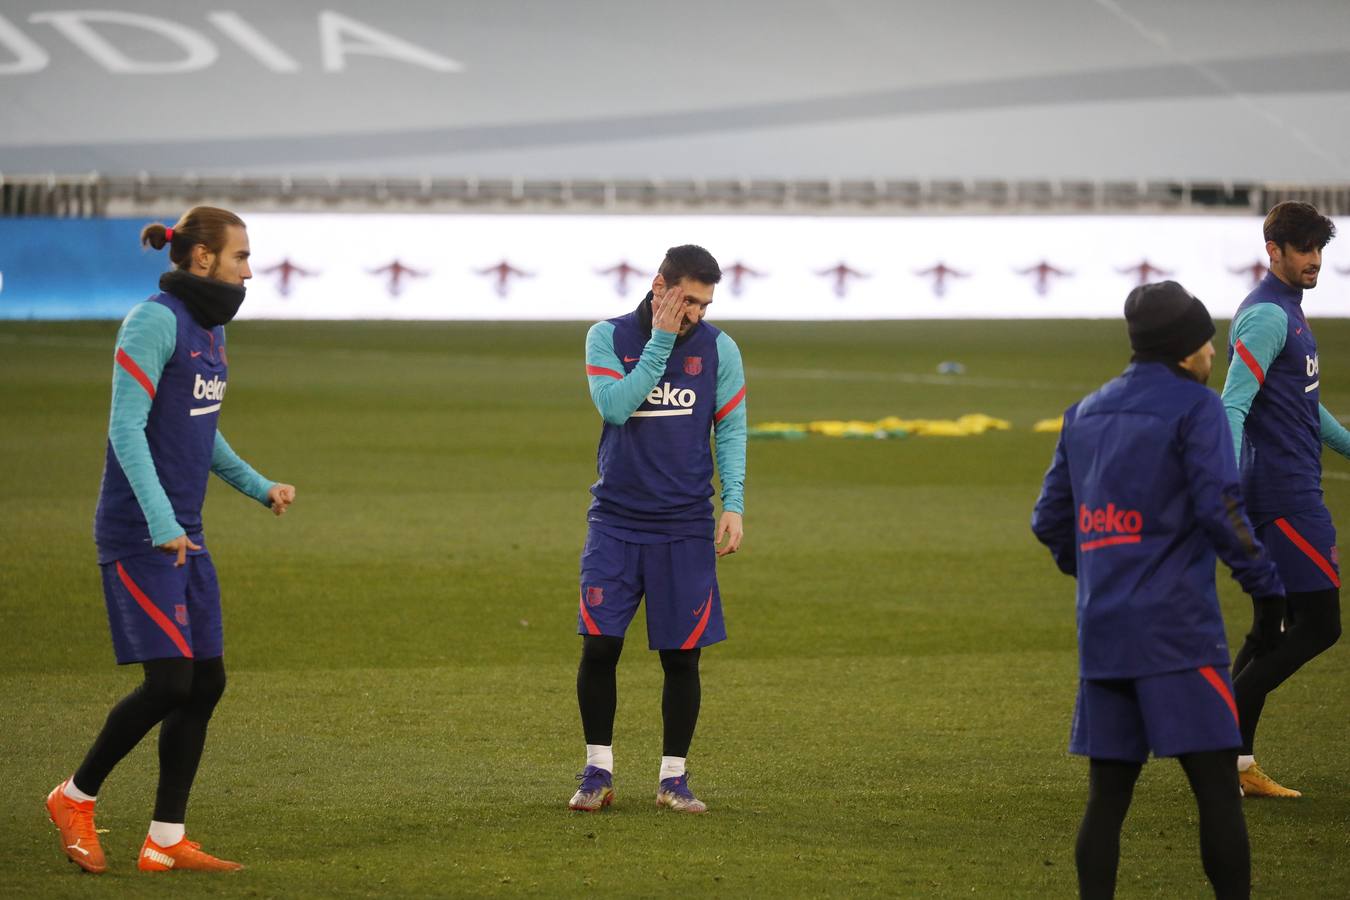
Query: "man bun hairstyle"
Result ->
[[659, 244, 721, 286], [141, 206, 246, 270], [1263, 201, 1335, 253]]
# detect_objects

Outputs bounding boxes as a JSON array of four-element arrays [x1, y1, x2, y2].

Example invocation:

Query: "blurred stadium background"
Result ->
[[3, 2, 1349, 897]]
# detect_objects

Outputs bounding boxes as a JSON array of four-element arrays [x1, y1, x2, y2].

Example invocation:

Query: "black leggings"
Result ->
[[576, 636, 702, 758], [73, 656, 227, 823], [1076, 751, 1248, 900], [1232, 589, 1341, 754]]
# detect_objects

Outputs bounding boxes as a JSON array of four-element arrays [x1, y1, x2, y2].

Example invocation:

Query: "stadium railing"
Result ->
[[1, 173, 1346, 218]]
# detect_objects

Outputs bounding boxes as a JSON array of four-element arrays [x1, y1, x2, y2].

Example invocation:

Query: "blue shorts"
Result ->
[[1259, 508, 1340, 593], [101, 552, 223, 664], [1069, 667, 1240, 762], [578, 527, 726, 650]]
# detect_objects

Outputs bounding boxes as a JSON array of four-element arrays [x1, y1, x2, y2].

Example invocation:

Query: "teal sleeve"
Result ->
[[107, 302, 183, 545], [585, 321, 676, 425], [1221, 304, 1287, 463], [713, 332, 747, 514], [211, 431, 275, 505], [1320, 404, 1350, 458]]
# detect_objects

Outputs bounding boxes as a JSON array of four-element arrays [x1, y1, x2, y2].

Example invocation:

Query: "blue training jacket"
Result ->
[[1032, 361, 1284, 679], [584, 295, 747, 541]]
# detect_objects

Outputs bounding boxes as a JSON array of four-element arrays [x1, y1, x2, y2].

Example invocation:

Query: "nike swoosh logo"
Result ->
[[693, 599, 709, 616], [623, 356, 640, 363], [190, 350, 203, 358]]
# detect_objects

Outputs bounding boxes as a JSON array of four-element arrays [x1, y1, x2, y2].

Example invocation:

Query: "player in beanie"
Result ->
[[1221, 201, 1349, 798], [1033, 281, 1284, 899]]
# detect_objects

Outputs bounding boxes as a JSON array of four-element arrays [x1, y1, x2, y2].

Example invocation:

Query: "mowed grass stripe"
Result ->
[[0, 319, 1346, 898]]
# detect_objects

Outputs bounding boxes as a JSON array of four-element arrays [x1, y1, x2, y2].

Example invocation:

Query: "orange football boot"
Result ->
[[138, 835, 243, 872], [45, 780, 106, 874]]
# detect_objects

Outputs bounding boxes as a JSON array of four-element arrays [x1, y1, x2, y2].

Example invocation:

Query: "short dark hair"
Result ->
[[658, 244, 721, 285], [1263, 201, 1335, 252]]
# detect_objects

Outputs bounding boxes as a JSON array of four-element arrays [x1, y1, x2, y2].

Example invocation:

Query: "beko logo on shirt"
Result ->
[[632, 382, 697, 418], [1305, 354, 1321, 393], [193, 373, 226, 402], [1079, 503, 1142, 535], [1078, 504, 1143, 551]]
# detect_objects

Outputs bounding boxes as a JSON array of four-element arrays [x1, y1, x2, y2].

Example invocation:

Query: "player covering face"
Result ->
[[571, 244, 746, 814], [45, 207, 296, 875]]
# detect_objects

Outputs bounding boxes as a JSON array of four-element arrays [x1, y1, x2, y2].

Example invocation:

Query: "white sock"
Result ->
[[149, 821, 185, 847], [586, 744, 613, 773], [63, 778, 96, 803], [1238, 754, 1256, 772], [660, 756, 686, 781]]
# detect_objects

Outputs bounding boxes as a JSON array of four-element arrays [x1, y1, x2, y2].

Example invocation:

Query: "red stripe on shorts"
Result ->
[[1198, 665, 1239, 726], [578, 589, 601, 636], [115, 561, 193, 658], [680, 588, 714, 650], [1274, 517, 1341, 588]]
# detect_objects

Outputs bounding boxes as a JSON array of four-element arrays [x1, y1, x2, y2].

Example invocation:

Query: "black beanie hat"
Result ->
[[1124, 281, 1215, 361]]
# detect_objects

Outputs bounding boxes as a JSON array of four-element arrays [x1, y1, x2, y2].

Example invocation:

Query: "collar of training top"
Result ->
[[637, 292, 701, 347], [160, 270, 246, 329]]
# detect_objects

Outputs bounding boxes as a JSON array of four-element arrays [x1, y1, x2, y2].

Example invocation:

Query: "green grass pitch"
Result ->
[[1, 318, 1347, 898]]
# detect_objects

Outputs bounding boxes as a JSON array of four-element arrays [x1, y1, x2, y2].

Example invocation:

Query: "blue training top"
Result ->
[[584, 295, 747, 541], [93, 293, 274, 563], [1221, 271, 1350, 523], [1032, 361, 1284, 680]]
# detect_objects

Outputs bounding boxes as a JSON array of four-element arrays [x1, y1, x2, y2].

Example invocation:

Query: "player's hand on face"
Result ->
[[715, 511, 743, 557], [653, 284, 685, 334], [268, 483, 297, 516], [158, 534, 202, 568]]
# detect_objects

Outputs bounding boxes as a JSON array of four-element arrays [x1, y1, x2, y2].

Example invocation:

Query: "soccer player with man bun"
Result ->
[[44, 207, 295, 874], [570, 244, 746, 814], [1033, 282, 1284, 899], [1222, 201, 1350, 798]]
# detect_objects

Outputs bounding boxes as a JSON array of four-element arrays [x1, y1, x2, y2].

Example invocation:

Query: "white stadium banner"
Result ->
[[232, 213, 1350, 320]]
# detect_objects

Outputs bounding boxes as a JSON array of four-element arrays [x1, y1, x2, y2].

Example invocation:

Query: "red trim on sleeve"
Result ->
[[1198, 666, 1239, 725], [1233, 340, 1265, 386], [586, 364, 622, 380], [116, 561, 193, 658], [714, 384, 747, 423], [115, 348, 156, 399], [1274, 517, 1341, 587]]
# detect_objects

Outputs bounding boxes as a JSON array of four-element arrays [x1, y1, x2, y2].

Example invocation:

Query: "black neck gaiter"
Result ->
[[160, 270, 245, 328]]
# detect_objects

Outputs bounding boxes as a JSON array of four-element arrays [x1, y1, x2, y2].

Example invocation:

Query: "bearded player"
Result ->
[[569, 244, 746, 814], [45, 207, 295, 873], [1222, 201, 1349, 798]]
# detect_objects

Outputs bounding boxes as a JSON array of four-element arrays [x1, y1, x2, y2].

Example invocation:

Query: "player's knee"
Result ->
[[659, 648, 700, 676], [190, 659, 227, 710], [580, 635, 624, 669], [141, 668, 194, 708]]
